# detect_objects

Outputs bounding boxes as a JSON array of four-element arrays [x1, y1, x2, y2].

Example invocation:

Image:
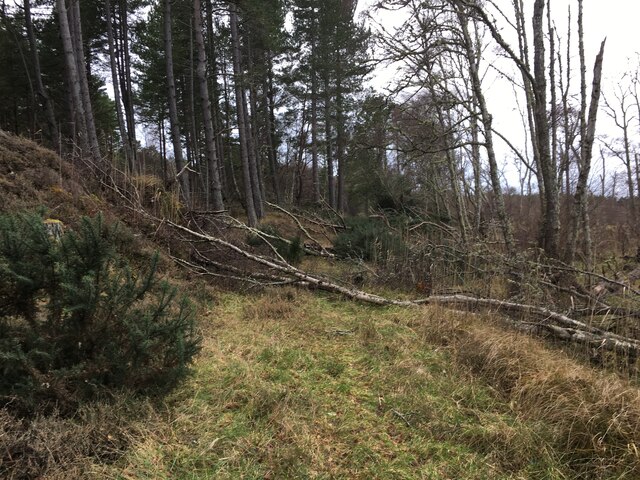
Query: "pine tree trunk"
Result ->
[[221, 50, 242, 201], [164, 0, 190, 204], [24, 0, 58, 151], [336, 57, 346, 213], [311, 65, 320, 204], [119, 0, 137, 169], [230, 3, 257, 226], [105, 0, 132, 172], [187, 18, 201, 201], [69, 0, 101, 161], [324, 73, 335, 209], [194, 0, 224, 211], [205, 0, 228, 198], [264, 55, 282, 204], [246, 86, 264, 217], [246, 43, 264, 217], [56, 0, 89, 154]]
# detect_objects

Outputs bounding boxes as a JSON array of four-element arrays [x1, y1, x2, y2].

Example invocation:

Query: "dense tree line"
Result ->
[[0, 0, 638, 260]]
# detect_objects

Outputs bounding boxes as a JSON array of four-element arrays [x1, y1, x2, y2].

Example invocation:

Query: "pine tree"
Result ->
[[0, 212, 201, 413]]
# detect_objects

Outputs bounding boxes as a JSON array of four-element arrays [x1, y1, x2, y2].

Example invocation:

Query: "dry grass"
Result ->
[[0, 131, 103, 221], [411, 307, 640, 479], [131, 174, 182, 222], [0, 397, 157, 479]]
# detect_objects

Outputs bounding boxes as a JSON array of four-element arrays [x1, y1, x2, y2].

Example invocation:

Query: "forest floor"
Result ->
[[87, 288, 578, 479], [7, 283, 640, 479]]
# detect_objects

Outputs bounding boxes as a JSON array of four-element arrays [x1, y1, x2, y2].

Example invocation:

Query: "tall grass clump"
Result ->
[[416, 308, 640, 479]]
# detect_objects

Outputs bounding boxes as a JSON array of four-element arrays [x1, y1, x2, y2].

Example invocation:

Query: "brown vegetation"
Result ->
[[416, 307, 640, 477]]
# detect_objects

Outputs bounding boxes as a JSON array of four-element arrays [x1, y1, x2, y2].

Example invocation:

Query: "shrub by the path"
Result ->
[[0, 212, 201, 414]]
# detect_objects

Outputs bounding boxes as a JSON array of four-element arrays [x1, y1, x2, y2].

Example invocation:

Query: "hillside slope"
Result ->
[[0, 131, 99, 218]]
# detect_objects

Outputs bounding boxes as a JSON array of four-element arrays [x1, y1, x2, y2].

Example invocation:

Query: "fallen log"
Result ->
[[165, 219, 640, 357]]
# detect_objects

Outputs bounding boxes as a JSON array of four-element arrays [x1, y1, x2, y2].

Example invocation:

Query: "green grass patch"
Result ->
[[94, 290, 569, 479]]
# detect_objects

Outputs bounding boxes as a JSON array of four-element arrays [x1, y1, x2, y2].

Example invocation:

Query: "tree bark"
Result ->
[[24, 0, 58, 151], [455, 5, 514, 253], [116, 0, 137, 169], [532, 0, 560, 257], [55, 0, 89, 154], [264, 55, 282, 204], [566, 39, 606, 264], [69, 0, 101, 161], [164, 0, 190, 203], [311, 41, 321, 204], [105, 0, 132, 172], [116, 0, 137, 168], [248, 88, 265, 212], [194, 0, 224, 211], [230, 3, 258, 226], [335, 49, 346, 213], [245, 43, 264, 217], [324, 73, 335, 209], [513, 0, 544, 211]]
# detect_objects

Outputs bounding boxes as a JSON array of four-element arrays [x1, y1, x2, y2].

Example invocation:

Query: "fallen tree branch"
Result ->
[[167, 219, 395, 305], [220, 214, 331, 258], [321, 199, 347, 229], [571, 306, 640, 320], [539, 261, 640, 297], [94, 165, 640, 359], [266, 201, 334, 257], [171, 255, 298, 287], [163, 219, 640, 356], [425, 294, 640, 346], [520, 323, 639, 357], [291, 208, 345, 235]]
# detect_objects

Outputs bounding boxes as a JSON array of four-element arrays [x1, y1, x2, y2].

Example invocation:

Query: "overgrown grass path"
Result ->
[[100, 289, 570, 479]]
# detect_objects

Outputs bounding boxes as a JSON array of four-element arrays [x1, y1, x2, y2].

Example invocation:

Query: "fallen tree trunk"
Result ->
[[165, 219, 640, 357], [266, 201, 334, 257], [167, 220, 396, 305]]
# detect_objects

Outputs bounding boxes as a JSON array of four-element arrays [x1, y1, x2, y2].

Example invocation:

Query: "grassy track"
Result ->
[[97, 289, 567, 479]]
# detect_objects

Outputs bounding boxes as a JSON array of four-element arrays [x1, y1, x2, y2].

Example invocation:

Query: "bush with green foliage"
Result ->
[[333, 217, 407, 262], [0, 212, 201, 413]]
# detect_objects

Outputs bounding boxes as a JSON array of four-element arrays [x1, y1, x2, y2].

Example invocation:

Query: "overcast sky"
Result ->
[[357, 0, 640, 192]]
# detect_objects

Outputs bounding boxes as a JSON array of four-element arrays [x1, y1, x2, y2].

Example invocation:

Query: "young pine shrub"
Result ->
[[333, 216, 406, 262], [0, 212, 201, 414]]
